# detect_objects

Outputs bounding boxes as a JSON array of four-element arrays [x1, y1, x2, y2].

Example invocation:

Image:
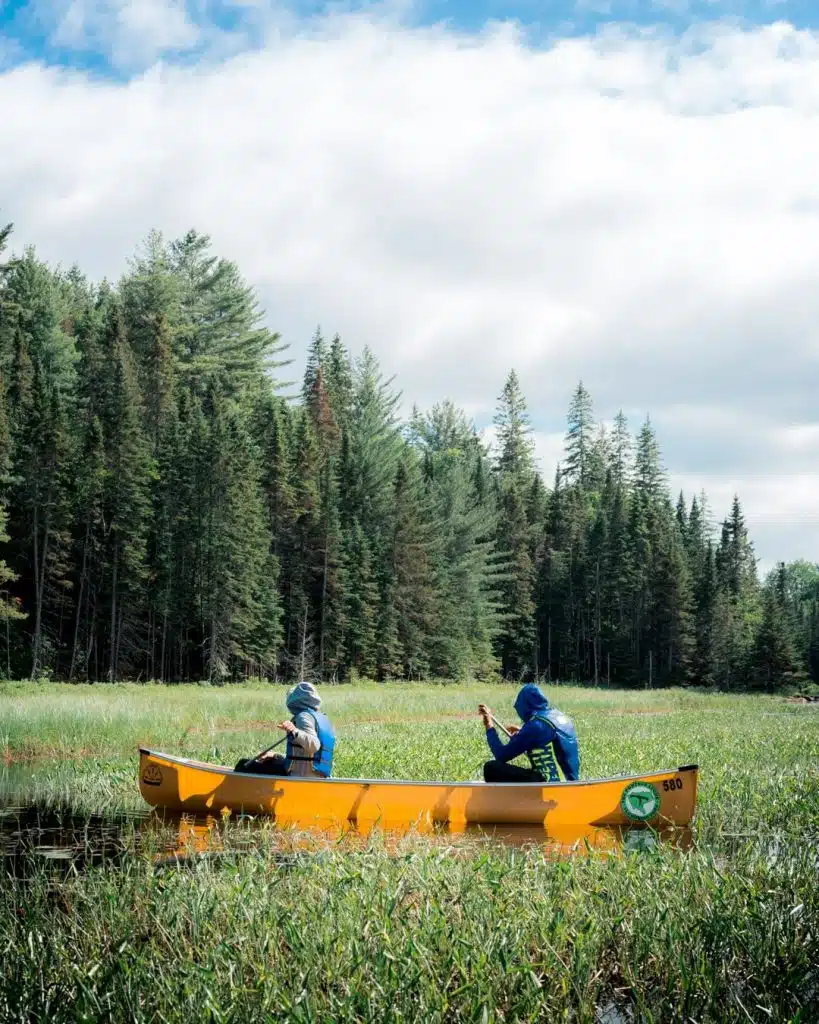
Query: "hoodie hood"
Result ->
[[513, 684, 549, 723], [286, 681, 321, 715]]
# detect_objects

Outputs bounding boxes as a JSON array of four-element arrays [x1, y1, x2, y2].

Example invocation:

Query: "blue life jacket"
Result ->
[[285, 710, 336, 778], [530, 709, 580, 782]]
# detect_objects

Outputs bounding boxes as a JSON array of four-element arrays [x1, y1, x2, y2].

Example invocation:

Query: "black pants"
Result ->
[[234, 754, 289, 776], [483, 760, 544, 783]]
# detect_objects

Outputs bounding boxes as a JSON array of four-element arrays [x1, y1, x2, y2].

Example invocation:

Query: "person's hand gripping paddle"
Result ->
[[477, 704, 519, 738]]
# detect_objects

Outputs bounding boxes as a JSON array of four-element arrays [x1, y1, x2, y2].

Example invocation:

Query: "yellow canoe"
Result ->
[[139, 748, 698, 829]]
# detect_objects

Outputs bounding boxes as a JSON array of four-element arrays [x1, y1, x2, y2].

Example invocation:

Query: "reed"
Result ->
[[1, 824, 817, 1022], [1, 681, 818, 1021]]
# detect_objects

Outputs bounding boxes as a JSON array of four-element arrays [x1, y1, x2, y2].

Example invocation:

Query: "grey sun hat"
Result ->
[[286, 681, 321, 714]]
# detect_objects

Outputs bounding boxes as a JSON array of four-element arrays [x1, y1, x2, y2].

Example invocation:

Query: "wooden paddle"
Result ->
[[249, 734, 287, 762], [479, 704, 513, 738], [489, 713, 513, 739], [471, 708, 515, 780]]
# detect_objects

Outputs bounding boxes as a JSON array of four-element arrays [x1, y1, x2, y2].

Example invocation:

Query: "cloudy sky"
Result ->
[[2, 0, 818, 572]]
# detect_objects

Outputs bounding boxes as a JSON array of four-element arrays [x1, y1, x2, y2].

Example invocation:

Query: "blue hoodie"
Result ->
[[486, 684, 580, 781]]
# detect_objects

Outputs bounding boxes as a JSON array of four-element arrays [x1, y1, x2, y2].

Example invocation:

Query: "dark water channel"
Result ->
[[1, 801, 692, 878], [0, 804, 156, 877]]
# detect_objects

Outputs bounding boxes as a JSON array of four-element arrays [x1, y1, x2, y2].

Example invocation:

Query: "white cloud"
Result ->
[[1, 16, 818, 565], [35, 0, 202, 67]]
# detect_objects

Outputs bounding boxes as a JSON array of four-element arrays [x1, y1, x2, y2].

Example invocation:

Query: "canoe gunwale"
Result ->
[[139, 747, 698, 789]]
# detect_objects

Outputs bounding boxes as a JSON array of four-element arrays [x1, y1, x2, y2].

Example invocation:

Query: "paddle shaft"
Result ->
[[251, 734, 287, 761], [488, 712, 513, 738]]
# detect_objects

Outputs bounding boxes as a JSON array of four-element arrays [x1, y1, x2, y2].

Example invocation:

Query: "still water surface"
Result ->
[[0, 801, 692, 877]]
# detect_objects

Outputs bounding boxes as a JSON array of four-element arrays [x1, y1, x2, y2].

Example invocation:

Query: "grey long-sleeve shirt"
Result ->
[[287, 710, 321, 776]]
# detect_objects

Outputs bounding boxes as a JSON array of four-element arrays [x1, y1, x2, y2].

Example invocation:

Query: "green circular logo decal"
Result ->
[[620, 781, 661, 822]]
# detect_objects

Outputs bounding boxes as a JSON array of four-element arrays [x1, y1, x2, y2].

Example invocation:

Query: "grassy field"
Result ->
[[1, 681, 818, 1022]]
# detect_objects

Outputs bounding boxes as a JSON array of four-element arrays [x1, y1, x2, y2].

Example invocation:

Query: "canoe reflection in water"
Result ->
[[0, 803, 692, 878], [146, 811, 694, 867]]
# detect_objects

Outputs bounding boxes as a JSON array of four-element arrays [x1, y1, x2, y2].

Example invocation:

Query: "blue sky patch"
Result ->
[[1, 0, 818, 77]]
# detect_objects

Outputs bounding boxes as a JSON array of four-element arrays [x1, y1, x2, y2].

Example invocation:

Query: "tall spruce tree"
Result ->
[[97, 300, 154, 681], [610, 410, 632, 485], [564, 381, 595, 488], [752, 564, 800, 691], [493, 370, 535, 480], [200, 388, 280, 680], [0, 380, 25, 651], [414, 404, 503, 679], [493, 370, 536, 677]]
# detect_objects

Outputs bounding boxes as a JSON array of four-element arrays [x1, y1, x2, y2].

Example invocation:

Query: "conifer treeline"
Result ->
[[0, 224, 817, 688]]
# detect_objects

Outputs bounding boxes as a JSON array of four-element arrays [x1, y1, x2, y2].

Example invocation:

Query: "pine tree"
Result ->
[[775, 561, 819, 685], [675, 491, 688, 542], [587, 498, 608, 684], [586, 423, 609, 493], [120, 230, 179, 450], [337, 346, 406, 678], [634, 417, 665, 506], [343, 520, 379, 678], [375, 456, 435, 678], [145, 398, 182, 682], [0, 221, 12, 268], [808, 599, 819, 684], [564, 381, 595, 488], [200, 388, 280, 680], [691, 542, 717, 686], [317, 462, 346, 679], [0, 219, 808, 691], [256, 395, 296, 562], [13, 362, 74, 677], [343, 348, 403, 530], [0, 382, 25, 645], [602, 479, 634, 683], [712, 495, 760, 688], [494, 370, 535, 481], [650, 516, 693, 684], [302, 328, 328, 404], [97, 300, 155, 681], [717, 496, 757, 598], [67, 410, 106, 680], [528, 473, 549, 678], [493, 371, 537, 677], [752, 564, 800, 691], [325, 334, 354, 427], [415, 408, 503, 679], [167, 229, 289, 391], [495, 478, 536, 678], [286, 411, 323, 679], [686, 495, 707, 565], [610, 410, 632, 485]]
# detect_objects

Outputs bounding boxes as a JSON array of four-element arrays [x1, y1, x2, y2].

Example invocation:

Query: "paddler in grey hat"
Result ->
[[234, 681, 336, 778]]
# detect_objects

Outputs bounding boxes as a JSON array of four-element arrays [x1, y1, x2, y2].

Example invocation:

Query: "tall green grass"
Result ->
[[2, 682, 818, 1022], [1, 826, 816, 1022], [2, 681, 818, 849]]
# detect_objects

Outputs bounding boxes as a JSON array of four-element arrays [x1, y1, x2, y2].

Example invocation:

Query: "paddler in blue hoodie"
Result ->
[[479, 684, 580, 783], [234, 681, 336, 778]]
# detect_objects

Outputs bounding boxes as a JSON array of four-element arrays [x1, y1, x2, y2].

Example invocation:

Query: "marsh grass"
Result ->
[[1, 824, 817, 1022], [2, 681, 818, 848], [2, 682, 818, 1021]]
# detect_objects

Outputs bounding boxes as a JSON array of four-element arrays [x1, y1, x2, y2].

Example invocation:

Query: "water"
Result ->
[[0, 801, 692, 876], [0, 804, 155, 877]]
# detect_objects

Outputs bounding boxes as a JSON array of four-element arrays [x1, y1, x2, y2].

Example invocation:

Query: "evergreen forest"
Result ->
[[0, 222, 817, 689]]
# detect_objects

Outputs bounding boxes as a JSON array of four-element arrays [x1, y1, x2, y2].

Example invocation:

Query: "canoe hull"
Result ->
[[139, 749, 698, 829]]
